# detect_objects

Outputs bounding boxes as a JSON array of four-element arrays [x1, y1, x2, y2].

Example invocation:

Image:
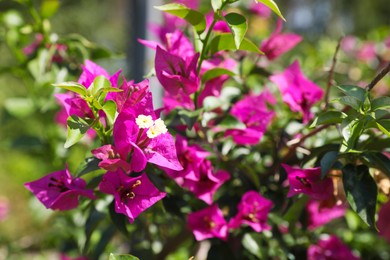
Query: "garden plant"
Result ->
[[1, 0, 390, 259]]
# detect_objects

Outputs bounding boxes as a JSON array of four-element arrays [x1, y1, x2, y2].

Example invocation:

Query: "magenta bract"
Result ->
[[99, 170, 166, 223], [24, 167, 95, 211], [282, 164, 333, 200], [187, 204, 228, 241], [307, 235, 360, 260], [260, 20, 302, 60], [270, 60, 323, 123], [229, 191, 273, 232], [306, 199, 346, 230], [225, 91, 275, 145]]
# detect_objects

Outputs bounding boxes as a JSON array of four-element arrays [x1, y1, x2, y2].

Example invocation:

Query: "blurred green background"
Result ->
[[0, 0, 389, 259]]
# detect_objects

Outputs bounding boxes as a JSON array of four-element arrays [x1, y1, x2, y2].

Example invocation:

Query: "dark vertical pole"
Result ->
[[127, 0, 147, 82]]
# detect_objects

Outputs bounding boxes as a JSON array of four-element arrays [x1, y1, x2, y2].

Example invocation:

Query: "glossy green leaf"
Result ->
[[155, 4, 206, 33], [109, 253, 139, 260], [53, 81, 87, 96], [310, 111, 346, 128], [371, 96, 390, 111], [178, 109, 203, 130], [224, 12, 247, 49], [208, 33, 263, 55], [102, 100, 117, 126], [201, 67, 235, 82], [219, 114, 246, 129], [283, 196, 310, 224], [362, 152, 390, 178], [376, 120, 390, 137], [320, 151, 339, 179], [338, 96, 362, 111], [340, 117, 364, 153], [76, 157, 101, 177], [342, 164, 377, 228], [109, 201, 130, 237], [90, 75, 112, 97], [255, 0, 286, 21], [65, 115, 90, 148], [337, 85, 367, 102]]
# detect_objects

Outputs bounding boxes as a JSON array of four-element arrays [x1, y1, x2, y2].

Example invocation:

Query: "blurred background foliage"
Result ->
[[0, 0, 389, 259]]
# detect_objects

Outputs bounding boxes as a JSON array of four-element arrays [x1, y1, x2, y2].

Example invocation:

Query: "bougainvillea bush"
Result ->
[[2, 0, 390, 259]]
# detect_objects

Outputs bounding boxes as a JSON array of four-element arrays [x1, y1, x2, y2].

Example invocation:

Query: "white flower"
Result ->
[[136, 114, 153, 129]]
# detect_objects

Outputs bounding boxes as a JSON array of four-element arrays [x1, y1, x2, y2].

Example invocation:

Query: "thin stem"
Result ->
[[365, 62, 390, 91], [323, 37, 342, 109]]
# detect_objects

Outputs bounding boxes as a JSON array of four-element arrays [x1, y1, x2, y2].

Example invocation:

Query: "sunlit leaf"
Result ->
[[224, 12, 247, 49], [155, 4, 206, 33], [201, 67, 235, 82], [255, 0, 286, 21], [337, 85, 367, 102], [208, 33, 263, 55], [64, 115, 90, 148], [53, 81, 87, 96]]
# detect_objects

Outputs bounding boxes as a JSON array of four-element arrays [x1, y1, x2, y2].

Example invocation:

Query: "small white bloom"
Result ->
[[136, 114, 153, 129], [153, 118, 168, 134], [147, 125, 160, 139]]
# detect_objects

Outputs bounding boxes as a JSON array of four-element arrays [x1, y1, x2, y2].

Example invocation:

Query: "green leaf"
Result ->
[[242, 233, 262, 259], [208, 33, 263, 55], [109, 201, 130, 237], [342, 164, 377, 228], [255, 0, 286, 21], [376, 120, 390, 137], [65, 115, 90, 148], [362, 152, 390, 178], [53, 81, 87, 96], [178, 109, 203, 130], [218, 115, 246, 129], [224, 13, 247, 49], [109, 253, 139, 260], [201, 67, 235, 82], [283, 196, 310, 224], [102, 100, 118, 126], [154, 4, 206, 33], [340, 117, 364, 152], [310, 111, 346, 128], [337, 85, 367, 102], [371, 96, 390, 111], [90, 75, 112, 98], [338, 96, 362, 111], [40, 0, 60, 18], [76, 157, 101, 177], [4, 98, 35, 118], [320, 151, 339, 179]]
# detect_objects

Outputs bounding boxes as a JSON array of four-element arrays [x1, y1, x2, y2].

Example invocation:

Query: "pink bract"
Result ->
[[306, 199, 346, 230], [229, 191, 273, 232], [270, 60, 323, 123], [307, 235, 360, 260], [113, 92, 183, 173], [24, 166, 96, 211], [260, 20, 302, 60], [225, 91, 275, 145], [99, 170, 166, 223], [155, 46, 200, 96], [187, 204, 228, 241], [282, 164, 333, 200], [377, 199, 390, 244]]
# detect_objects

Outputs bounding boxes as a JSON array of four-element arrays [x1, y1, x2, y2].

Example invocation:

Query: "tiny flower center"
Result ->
[[118, 180, 142, 202], [48, 177, 69, 192], [296, 176, 312, 188], [203, 216, 216, 229]]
